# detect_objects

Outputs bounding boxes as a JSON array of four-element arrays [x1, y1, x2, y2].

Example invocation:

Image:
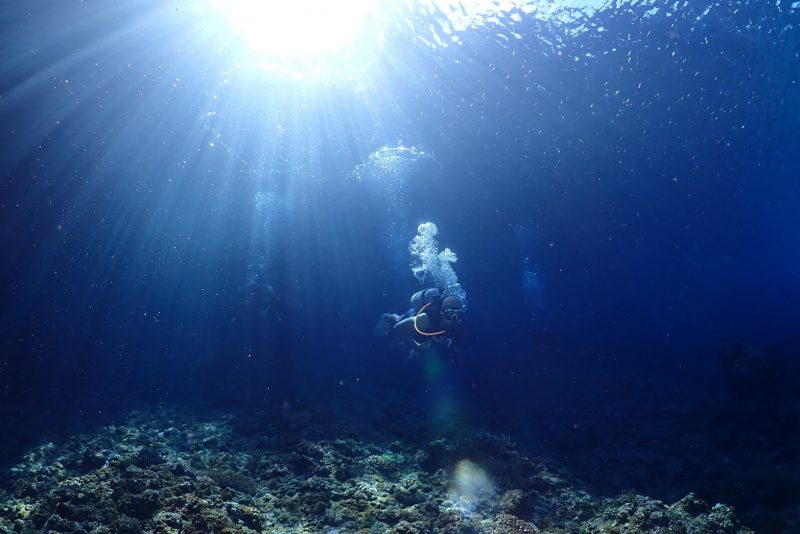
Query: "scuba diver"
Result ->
[[374, 287, 464, 361]]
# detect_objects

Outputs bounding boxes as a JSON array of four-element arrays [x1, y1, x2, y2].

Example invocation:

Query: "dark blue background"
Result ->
[[1, 0, 799, 529]]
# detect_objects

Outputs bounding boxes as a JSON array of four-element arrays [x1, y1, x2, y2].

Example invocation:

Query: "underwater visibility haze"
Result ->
[[1, 1, 799, 532]]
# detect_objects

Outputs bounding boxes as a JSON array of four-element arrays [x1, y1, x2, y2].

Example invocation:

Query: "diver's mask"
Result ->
[[443, 307, 462, 323]]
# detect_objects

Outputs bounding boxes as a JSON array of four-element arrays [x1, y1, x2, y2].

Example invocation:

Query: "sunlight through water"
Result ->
[[200, 0, 611, 79], [207, 0, 379, 79]]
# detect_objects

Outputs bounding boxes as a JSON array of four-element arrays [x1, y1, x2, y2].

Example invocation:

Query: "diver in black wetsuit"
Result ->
[[375, 288, 465, 360]]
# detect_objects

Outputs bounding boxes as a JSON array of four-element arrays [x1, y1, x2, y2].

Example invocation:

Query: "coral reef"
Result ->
[[0, 405, 753, 533]]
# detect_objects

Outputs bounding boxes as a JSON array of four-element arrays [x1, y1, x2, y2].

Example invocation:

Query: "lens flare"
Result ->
[[449, 459, 495, 514]]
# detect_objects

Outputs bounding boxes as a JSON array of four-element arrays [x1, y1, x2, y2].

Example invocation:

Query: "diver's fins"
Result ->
[[373, 319, 390, 336]]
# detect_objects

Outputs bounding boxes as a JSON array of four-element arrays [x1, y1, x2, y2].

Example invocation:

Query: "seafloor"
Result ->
[[0, 402, 753, 534]]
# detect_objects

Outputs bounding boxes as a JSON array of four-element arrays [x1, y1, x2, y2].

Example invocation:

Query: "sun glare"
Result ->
[[202, 0, 557, 79], [210, 0, 377, 76]]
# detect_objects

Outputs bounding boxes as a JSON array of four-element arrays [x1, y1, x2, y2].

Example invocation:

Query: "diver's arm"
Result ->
[[394, 316, 416, 331]]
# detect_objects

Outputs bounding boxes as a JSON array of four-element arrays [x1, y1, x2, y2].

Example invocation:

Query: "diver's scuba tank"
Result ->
[[410, 288, 440, 309]]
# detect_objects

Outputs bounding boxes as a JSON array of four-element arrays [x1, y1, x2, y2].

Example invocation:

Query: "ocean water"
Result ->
[[1, 1, 798, 532]]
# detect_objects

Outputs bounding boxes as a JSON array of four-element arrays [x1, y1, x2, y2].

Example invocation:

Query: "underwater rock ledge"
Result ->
[[0, 406, 752, 534]]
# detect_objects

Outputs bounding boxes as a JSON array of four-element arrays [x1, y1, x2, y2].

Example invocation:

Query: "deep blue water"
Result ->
[[1, 1, 799, 530]]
